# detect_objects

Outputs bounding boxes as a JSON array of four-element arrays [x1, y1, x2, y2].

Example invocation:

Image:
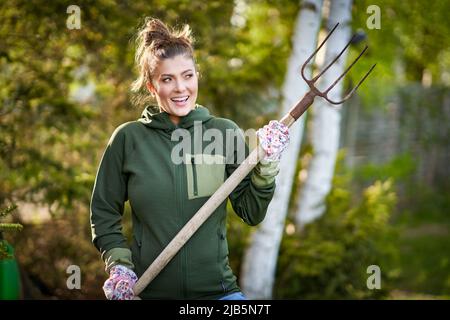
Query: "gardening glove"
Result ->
[[251, 158, 280, 188], [103, 247, 134, 274], [103, 265, 138, 300], [251, 120, 290, 188], [256, 120, 290, 162]]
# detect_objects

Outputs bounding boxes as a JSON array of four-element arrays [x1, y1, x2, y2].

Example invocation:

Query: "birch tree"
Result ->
[[294, 0, 353, 227], [240, 0, 324, 299]]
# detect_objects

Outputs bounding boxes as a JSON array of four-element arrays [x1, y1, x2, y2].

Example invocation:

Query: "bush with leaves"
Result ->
[[275, 165, 397, 299]]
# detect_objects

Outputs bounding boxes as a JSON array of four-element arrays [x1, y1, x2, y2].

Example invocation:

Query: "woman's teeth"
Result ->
[[171, 96, 189, 103]]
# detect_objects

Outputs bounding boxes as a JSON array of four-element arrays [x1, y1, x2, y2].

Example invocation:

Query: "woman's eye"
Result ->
[[162, 78, 171, 83], [185, 74, 193, 78]]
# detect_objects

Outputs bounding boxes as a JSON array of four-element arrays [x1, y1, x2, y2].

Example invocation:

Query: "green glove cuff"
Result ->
[[251, 159, 280, 188], [102, 247, 134, 274]]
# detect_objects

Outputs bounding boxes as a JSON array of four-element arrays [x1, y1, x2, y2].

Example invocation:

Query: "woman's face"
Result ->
[[147, 55, 198, 124]]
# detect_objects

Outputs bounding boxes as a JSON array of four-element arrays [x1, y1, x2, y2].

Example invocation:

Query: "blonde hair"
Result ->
[[131, 18, 195, 104]]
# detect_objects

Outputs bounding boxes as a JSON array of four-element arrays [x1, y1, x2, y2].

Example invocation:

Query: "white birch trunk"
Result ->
[[294, 0, 353, 227], [240, 0, 323, 299]]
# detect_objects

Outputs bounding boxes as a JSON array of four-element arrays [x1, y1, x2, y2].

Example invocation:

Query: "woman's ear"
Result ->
[[146, 82, 155, 97]]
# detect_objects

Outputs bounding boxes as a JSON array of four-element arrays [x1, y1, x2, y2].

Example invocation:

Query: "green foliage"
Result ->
[[389, 228, 450, 296], [356, 153, 416, 181], [0, 0, 102, 211], [0, 204, 23, 260], [386, 184, 450, 296], [351, 0, 450, 107], [9, 210, 105, 298], [0, 204, 18, 219], [196, 0, 299, 127], [275, 165, 397, 299]]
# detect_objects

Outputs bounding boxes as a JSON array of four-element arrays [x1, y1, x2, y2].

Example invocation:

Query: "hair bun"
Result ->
[[144, 19, 172, 46]]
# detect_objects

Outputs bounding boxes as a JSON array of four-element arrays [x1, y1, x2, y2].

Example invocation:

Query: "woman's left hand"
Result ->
[[256, 120, 290, 162]]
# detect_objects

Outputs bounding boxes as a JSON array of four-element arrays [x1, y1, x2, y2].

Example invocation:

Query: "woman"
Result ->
[[90, 18, 289, 300]]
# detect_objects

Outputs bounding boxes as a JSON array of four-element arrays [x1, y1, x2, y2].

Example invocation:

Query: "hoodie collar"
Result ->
[[138, 104, 214, 131]]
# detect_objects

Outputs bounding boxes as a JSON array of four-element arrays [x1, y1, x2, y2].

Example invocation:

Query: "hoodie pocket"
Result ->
[[217, 229, 228, 262], [191, 156, 198, 197], [131, 223, 144, 271], [185, 154, 225, 200]]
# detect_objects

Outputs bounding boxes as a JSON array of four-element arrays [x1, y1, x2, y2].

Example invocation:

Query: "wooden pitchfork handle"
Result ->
[[132, 23, 375, 298]]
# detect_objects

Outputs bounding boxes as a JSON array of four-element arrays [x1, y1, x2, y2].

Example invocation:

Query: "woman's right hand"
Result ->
[[103, 265, 138, 300]]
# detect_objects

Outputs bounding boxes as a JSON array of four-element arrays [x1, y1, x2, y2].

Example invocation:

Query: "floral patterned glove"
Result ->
[[103, 265, 138, 300], [256, 120, 290, 162]]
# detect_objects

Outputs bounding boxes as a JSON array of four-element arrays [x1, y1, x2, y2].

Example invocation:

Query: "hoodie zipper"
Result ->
[[173, 125, 187, 299], [182, 155, 188, 299], [191, 156, 198, 197]]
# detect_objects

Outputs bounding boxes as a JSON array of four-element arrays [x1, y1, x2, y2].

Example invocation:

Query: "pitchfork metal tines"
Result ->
[[285, 22, 376, 123]]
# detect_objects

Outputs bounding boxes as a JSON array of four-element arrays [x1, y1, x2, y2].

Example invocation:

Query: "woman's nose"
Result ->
[[174, 79, 187, 92]]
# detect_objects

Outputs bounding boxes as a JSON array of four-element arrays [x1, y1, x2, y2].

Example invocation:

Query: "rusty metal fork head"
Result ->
[[301, 23, 376, 105]]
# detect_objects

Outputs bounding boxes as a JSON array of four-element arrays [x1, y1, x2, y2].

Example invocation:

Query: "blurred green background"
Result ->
[[0, 0, 449, 299]]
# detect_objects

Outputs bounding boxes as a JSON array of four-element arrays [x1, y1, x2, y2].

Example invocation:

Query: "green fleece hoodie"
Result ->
[[90, 105, 275, 299]]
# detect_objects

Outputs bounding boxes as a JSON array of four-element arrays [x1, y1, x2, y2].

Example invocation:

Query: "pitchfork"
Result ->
[[132, 22, 376, 298], [283, 22, 376, 126]]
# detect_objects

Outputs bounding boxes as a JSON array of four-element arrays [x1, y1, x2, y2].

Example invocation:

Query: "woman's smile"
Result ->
[[170, 95, 190, 107]]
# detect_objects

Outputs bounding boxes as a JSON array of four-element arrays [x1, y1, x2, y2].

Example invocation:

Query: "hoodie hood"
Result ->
[[138, 104, 214, 131]]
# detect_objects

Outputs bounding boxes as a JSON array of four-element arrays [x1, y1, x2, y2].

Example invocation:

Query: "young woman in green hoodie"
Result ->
[[90, 18, 289, 300]]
